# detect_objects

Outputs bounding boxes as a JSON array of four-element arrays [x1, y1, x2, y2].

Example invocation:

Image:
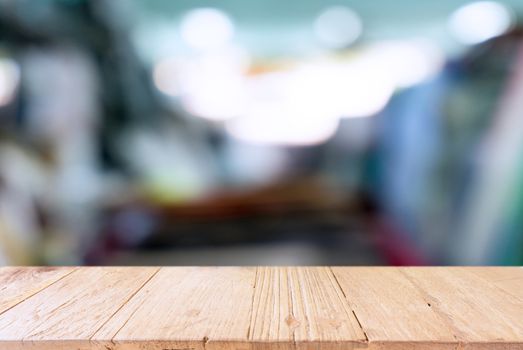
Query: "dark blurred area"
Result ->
[[1, 0, 523, 265]]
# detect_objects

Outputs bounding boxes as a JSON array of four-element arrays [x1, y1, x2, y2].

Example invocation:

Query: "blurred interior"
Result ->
[[1, 0, 523, 265]]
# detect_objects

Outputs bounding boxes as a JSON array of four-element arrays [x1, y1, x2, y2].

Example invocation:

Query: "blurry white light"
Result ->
[[338, 65, 394, 117], [449, 1, 514, 45], [224, 70, 340, 146], [180, 8, 235, 51], [314, 6, 362, 49], [183, 72, 246, 121], [0, 58, 20, 106], [226, 110, 339, 147], [153, 57, 180, 96], [364, 40, 444, 88], [154, 47, 249, 121], [182, 49, 248, 121], [289, 62, 394, 119], [226, 59, 393, 146]]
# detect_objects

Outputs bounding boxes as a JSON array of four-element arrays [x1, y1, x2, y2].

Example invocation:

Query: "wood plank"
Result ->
[[0, 267, 158, 350], [467, 267, 523, 302], [465, 267, 523, 282], [402, 267, 523, 349], [331, 267, 457, 349], [248, 267, 366, 350], [0, 267, 522, 349], [94, 267, 256, 350], [247, 267, 293, 348], [0, 267, 75, 315], [96, 267, 365, 350]]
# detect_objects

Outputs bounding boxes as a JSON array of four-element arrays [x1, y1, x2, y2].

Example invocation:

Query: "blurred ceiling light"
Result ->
[[183, 72, 245, 121], [337, 64, 394, 117], [0, 58, 20, 106], [289, 62, 394, 119], [449, 1, 514, 45], [226, 110, 339, 146], [314, 6, 362, 49], [183, 50, 248, 121], [180, 8, 235, 51], [153, 47, 249, 121], [365, 40, 444, 88], [226, 71, 339, 146]]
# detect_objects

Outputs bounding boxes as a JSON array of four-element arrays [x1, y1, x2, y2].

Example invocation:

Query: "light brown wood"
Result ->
[[468, 267, 523, 302], [0, 267, 75, 315], [0, 267, 521, 349], [331, 267, 458, 349], [95, 267, 256, 350], [0, 267, 158, 350], [248, 267, 366, 350], [402, 268, 523, 348]]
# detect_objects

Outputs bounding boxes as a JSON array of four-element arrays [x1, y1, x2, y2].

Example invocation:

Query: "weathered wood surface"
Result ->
[[0, 267, 521, 349]]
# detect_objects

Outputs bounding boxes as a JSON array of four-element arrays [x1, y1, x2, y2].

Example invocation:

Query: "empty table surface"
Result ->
[[0, 267, 522, 349]]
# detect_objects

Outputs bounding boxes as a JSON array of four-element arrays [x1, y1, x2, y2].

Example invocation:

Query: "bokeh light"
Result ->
[[180, 8, 235, 51], [314, 6, 363, 49], [449, 1, 514, 45]]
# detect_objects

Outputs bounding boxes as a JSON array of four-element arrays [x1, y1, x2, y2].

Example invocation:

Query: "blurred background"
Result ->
[[1, 0, 523, 265]]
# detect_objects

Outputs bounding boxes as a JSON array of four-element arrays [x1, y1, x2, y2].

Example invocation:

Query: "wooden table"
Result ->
[[0, 267, 522, 349]]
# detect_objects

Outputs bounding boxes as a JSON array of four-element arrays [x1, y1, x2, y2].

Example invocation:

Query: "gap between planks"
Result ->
[[1, 267, 522, 349], [396, 268, 463, 343], [246, 266, 258, 340], [89, 267, 162, 341], [328, 266, 369, 343], [0, 267, 78, 318]]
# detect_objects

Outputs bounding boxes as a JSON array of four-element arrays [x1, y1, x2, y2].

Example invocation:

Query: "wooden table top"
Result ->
[[0, 267, 521, 349]]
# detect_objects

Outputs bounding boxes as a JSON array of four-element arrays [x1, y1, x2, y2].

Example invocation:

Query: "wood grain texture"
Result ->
[[402, 268, 523, 348], [95, 266, 256, 350], [331, 267, 458, 350], [248, 267, 366, 350], [0, 267, 75, 315], [0, 267, 158, 350], [468, 267, 523, 302], [0, 267, 522, 350]]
